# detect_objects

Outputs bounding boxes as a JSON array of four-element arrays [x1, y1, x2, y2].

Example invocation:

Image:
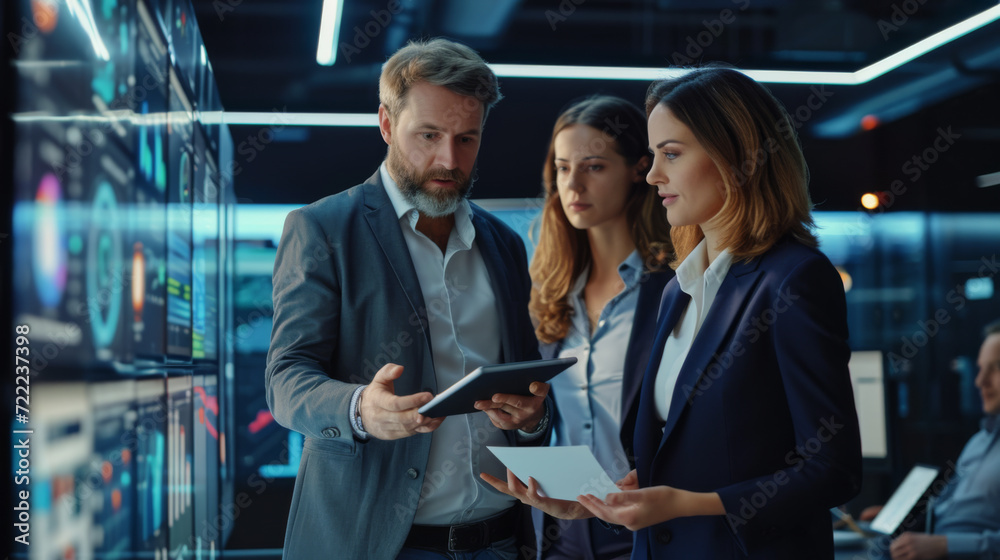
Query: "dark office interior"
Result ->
[[3, 1, 999, 559]]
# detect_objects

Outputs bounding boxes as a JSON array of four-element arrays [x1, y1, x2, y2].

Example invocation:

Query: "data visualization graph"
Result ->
[[7, 0, 234, 557]]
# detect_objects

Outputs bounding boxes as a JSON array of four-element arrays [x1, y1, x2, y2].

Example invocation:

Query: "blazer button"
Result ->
[[407, 468, 419, 479], [656, 528, 672, 544], [321, 427, 340, 438]]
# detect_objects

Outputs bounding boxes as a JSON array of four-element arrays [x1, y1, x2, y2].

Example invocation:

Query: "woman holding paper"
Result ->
[[522, 95, 673, 560], [484, 68, 862, 559]]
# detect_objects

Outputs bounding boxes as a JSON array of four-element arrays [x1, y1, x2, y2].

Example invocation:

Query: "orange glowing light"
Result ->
[[111, 489, 122, 512], [836, 266, 853, 292], [132, 242, 145, 316], [31, 0, 58, 34], [861, 114, 879, 131], [861, 193, 879, 210], [101, 461, 113, 483]]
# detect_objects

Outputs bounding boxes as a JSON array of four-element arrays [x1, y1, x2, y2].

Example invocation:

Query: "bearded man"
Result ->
[[266, 38, 549, 560]]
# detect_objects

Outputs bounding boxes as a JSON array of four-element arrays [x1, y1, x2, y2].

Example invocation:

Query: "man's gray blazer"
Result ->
[[265, 170, 542, 559]]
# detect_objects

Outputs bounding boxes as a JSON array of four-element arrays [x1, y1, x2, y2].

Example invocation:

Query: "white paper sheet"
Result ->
[[486, 445, 620, 501]]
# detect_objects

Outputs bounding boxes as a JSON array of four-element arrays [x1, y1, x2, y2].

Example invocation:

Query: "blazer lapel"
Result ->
[[620, 271, 670, 424], [654, 260, 762, 456], [633, 281, 689, 481], [360, 173, 433, 387], [470, 212, 514, 363]]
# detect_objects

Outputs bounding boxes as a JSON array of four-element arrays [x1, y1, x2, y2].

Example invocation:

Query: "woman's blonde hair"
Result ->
[[379, 38, 502, 124], [530, 95, 672, 344], [645, 67, 817, 267]]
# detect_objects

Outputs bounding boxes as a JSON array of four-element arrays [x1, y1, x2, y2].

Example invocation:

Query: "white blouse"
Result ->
[[654, 239, 734, 422]]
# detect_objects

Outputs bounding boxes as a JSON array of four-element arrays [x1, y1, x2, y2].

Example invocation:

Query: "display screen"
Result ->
[[168, 0, 201, 97], [24, 384, 94, 560], [165, 69, 194, 359], [8, 0, 232, 557], [91, 0, 135, 150], [12, 123, 133, 374], [130, 0, 171, 361], [192, 375, 221, 552], [89, 382, 138, 557], [133, 379, 168, 558], [167, 375, 195, 555], [192, 125, 220, 361]]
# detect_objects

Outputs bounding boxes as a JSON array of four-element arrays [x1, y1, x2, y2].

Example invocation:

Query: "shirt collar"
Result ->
[[675, 238, 734, 296], [569, 250, 644, 298], [984, 415, 999, 434], [379, 161, 475, 247], [619, 250, 644, 287]]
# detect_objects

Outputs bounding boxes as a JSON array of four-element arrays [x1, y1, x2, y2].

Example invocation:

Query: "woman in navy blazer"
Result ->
[[486, 68, 862, 559]]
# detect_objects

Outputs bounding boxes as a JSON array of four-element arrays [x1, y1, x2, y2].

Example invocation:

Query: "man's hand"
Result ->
[[890, 532, 948, 560], [359, 364, 444, 440], [480, 469, 593, 520], [859, 505, 884, 521], [474, 381, 550, 431]]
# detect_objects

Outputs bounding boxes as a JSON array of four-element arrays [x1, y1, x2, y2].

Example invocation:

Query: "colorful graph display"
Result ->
[[7, 0, 235, 557]]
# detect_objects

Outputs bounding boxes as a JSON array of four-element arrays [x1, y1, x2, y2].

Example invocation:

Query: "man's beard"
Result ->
[[387, 145, 475, 218]]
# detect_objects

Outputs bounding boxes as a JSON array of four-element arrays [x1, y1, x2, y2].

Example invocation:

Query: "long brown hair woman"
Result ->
[[524, 95, 672, 560]]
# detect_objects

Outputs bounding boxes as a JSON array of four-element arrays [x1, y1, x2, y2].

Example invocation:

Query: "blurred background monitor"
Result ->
[[849, 351, 890, 461]]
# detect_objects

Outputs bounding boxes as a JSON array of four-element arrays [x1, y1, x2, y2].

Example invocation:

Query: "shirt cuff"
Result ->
[[349, 385, 369, 440], [517, 400, 549, 440], [945, 533, 982, 559]]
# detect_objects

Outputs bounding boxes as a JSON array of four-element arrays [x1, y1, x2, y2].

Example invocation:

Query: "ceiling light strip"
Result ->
[[222, 111, 379, 127], [976, 171, 1000, 189], [489, 64, 859, 85], [316, 0, 345, 66], [852, 4, 1000, 84], [490, 5, 1000, 85]]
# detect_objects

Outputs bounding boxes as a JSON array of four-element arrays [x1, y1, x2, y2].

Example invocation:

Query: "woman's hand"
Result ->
[[615, 469, 639, 491], [480, 469, 594, 520], [577, 485, 725, 531]]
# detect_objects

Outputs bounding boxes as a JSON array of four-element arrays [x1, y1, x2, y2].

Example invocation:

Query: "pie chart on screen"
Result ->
[[33, 173, 68, 308]]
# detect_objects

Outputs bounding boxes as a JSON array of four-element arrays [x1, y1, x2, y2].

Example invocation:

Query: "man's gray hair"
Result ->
[[379, 37, 502, 124]]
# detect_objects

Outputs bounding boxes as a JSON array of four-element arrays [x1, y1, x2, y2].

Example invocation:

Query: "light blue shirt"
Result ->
[[550, 251, 644, 482], [932, 414, 1000, 559]]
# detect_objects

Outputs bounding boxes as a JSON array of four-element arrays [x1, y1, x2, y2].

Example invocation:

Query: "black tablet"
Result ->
[[869, 464, 942, 536], [417, 357, 577, 418]]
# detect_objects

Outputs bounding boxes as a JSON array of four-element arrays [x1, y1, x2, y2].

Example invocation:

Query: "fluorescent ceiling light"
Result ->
[[489, 64, 859, 85], [200, 111, 224, 125], [977, 171, 1000, 188], [852, 4, 1000, 84], [488, 64, 685, 81], [67, 0, 110, 60], [223, 112, 378, 127], [279, 4, 999, 125], [491, 4, 1000, 85], [316, 0, 345, 66]]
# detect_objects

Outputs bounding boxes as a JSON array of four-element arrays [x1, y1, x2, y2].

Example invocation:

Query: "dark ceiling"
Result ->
[[191, 0, 1000, 210]]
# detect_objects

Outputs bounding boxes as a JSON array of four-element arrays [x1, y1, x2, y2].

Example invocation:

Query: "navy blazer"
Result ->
[[265, 171, 542, 559], [626, 238, 862, 559], [533, 267, 673, 557]]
